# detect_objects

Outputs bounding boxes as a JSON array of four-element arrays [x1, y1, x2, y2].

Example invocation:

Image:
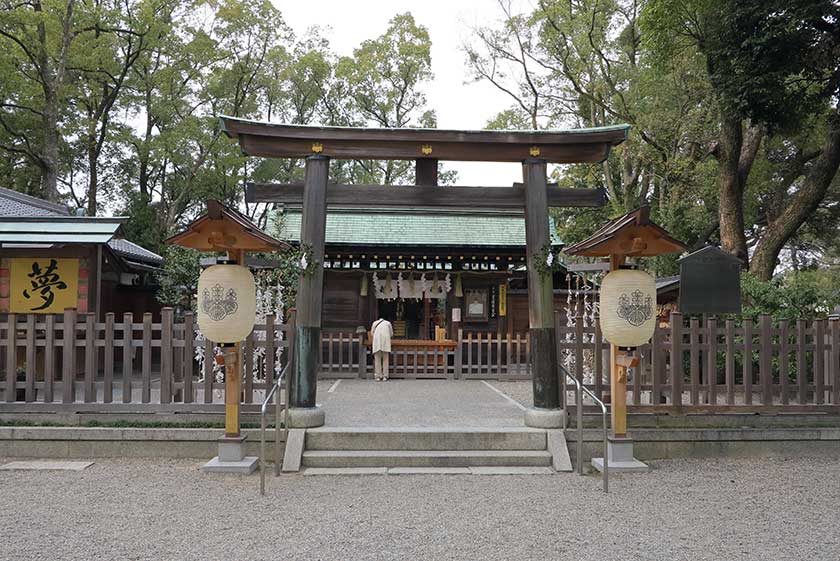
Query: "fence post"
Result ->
[[725, 319, 735, 405], [670, 312, 682, 408], [357, 332, 367, 379], [44, 314, 55, 403], [779, 320, 789, 405], [707, 316, 717, 405], [797, 319, 807, 405], [122, 312, 133, 403], [83, 313, 96, 402], [594, 319, 603, 400], [62, 309, 76, 403], [4, 313, 15, 402], [574, 314, 584, 386], [243, 331, 253, 404], [815, 319, 825, 405], [141, 312, 152, 403], [265, 314, 275, 390], [743, 318, 753, 405], [454, 329, 463, 379], [183, 312, 195, 403], [25, 314, 35, 402], [759, 314, 772, 405], [104, 313, 114, 403], [652, 323, 663, 404], [160, 307, 173, 404], [831, 318, 839, 405]]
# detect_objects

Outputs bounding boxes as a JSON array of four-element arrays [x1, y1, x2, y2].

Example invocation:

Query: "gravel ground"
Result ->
[[1, 456, 838, 561]]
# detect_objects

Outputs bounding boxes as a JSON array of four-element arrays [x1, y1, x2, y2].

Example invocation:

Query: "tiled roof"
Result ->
[[274, 207, 561, 247], [107, 238, 163, 266], [0, 187, 69, 216]]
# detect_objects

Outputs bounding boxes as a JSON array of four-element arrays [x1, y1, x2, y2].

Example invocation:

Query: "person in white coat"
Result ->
[[370, 317, 394, 381]]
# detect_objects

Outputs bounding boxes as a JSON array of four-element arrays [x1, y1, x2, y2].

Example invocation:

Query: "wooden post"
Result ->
[[292, 155, 329, 411], [523, 158, 560, 411], [223, 344, 240, 437], [416, 158, 438, 186], [224, 249, 247, 438], [62, 309, 76, 404], [122, 312, 133, 403], [670, 312, 682, 407], [608, 254, 628, 437]]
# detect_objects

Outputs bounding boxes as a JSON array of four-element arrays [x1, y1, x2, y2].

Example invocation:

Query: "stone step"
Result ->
[[305, 427, 547, 451], [301, 449, 553, 468], [302, 466, 556, 476]]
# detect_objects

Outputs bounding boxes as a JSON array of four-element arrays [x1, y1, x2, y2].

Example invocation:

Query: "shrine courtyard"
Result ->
[[1, 454, 837, 561]]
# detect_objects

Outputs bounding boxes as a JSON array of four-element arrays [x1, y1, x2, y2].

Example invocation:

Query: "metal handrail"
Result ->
[[260, 363, 289, 496], [563, 367, 609, 493]]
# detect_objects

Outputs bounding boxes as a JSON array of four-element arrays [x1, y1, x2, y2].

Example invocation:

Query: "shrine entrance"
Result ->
[[220, 117, 629, 429]]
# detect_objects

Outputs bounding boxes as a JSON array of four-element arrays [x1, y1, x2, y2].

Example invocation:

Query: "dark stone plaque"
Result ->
[[678, 246, 742, 315]]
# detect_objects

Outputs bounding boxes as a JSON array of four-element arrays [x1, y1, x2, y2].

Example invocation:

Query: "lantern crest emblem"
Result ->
[[616, 289, 652, 327], [202, 283, 239, 321]]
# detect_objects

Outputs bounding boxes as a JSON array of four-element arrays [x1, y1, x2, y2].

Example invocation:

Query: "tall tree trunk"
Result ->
[[716, 117, 763, 267], [750, 113, 840, 280], [40, 89, 60, 202], [87, 129, 98, 215]]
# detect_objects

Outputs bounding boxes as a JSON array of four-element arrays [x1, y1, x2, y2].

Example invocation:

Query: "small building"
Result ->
[[275, 204, 584, 339], [0, 187, 164, 318]]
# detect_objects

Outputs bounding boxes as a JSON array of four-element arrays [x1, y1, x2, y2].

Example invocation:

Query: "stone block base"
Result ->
[[287, 406, 325, 428], [201, 456, 258, 474], [592, 436, 649, 473], [524, 407, 564, 429]]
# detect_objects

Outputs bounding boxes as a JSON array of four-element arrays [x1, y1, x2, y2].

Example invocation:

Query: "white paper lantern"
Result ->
[[197, 264, 256, 343], [599, 268, 656, 348]]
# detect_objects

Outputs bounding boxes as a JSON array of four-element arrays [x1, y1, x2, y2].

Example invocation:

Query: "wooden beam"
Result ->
[[246, 182, 607, 209], [238, 135, 613, 163]]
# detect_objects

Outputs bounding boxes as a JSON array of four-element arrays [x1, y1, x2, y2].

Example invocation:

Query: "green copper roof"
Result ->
[[274, 207, 560, 247]]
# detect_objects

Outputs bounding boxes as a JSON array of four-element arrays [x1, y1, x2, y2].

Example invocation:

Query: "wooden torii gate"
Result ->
[[220, 117, 629, 428]]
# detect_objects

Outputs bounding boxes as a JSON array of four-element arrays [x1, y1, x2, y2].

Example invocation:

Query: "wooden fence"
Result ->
[[318, 330, 531, 380], [2, 309, 839, 413], [557, 311, 840, 411], [0, 309, 290, 407]]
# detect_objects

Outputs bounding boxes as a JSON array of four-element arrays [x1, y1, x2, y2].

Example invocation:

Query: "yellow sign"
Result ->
[[498, 284, 507, 317], [10, 258, 79, 313]]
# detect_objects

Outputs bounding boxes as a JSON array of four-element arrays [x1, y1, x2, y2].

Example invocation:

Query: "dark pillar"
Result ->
[[524, 159, 561, 417], [416, 158, 438, 186], [291, 155, 329, 422]]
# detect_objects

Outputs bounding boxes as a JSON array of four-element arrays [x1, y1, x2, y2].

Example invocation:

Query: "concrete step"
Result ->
[[301, 449, 553, 468], [305, 428, 547, 451]]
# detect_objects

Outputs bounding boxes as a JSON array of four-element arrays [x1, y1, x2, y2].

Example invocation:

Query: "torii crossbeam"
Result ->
[[221, 116, 630, 429]]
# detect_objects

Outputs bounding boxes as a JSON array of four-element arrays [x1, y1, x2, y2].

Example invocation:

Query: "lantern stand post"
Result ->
[[564, 206, 688, 474], [165, 201, 288, 475]]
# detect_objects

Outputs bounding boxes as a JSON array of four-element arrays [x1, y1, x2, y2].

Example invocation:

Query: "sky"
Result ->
[[272, 0, 528, 186]]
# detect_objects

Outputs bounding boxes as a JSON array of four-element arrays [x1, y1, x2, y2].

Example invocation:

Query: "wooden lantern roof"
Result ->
[[563, 205, 687, 258], [220, 116, 630, 164], [165, 200, 288, 252]]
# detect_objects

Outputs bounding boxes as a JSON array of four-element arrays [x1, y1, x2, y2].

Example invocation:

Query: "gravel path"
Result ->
[[1, 456, 838, 561]]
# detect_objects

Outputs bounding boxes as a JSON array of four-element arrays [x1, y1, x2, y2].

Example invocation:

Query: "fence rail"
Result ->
[[556, 311, 840, 410]]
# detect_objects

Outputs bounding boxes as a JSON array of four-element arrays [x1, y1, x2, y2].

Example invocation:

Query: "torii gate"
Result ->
[[220, 117, 629, 428]]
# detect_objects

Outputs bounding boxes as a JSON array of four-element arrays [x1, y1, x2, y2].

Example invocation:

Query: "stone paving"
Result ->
[[1, 456, 838, 561], [318, 379, 527, 427]]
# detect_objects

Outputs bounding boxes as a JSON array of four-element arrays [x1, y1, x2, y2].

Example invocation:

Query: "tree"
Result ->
[[643, 0, 840, 276]]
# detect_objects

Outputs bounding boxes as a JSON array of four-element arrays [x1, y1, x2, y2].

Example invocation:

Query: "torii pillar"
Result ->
[[287, 155, 329, 428], [523, 158, 563, 427]]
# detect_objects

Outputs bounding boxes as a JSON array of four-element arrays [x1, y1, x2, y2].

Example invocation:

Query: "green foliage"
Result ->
[[155, 245, 205, 311], [741, 270, 840, 321]]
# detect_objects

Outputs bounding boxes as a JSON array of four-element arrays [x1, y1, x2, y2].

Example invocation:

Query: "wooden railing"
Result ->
[[556, 311, 840, 411], [0, 309, 290, 407], [318, 330, 531, 380]]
